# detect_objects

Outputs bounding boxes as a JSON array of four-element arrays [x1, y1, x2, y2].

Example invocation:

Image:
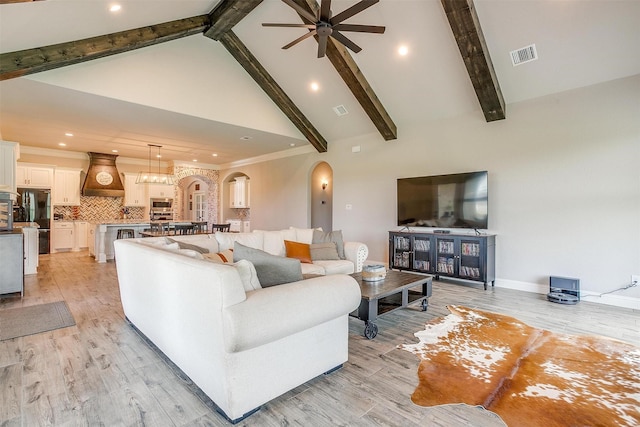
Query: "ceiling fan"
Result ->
[[262, 0, 385, 58]]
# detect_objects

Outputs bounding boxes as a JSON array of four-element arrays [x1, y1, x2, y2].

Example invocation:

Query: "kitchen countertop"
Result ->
[[13, 222, 40, 228], [89, 220, 195, 226]]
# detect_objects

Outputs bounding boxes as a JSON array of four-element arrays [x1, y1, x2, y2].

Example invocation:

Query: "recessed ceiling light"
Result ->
[[240, 136, 252, 141], [192, 159, 198, 162], [398, 45, 409, 56], [212, 153, 218, 157], [112, 149, 118, 153], [58, 142, 66, 147], [290, 143, 296, 147], [65, 132, 73, 137], [110, 4, 121, 12], [310, 82, 320, 92]]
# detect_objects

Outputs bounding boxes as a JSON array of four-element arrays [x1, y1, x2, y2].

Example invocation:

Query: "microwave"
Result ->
[[150, 198, 173, 209]]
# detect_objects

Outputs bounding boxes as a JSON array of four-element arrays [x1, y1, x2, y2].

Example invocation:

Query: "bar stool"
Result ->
[[116, 229, 135, 239]]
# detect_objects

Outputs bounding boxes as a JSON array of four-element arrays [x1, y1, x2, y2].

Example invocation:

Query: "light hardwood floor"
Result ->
[[1, 251, 638, 426]]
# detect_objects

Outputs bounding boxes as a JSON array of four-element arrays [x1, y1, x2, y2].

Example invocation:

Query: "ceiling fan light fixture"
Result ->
[[136, 144, 175, 185], [263, 0, 385, 58]]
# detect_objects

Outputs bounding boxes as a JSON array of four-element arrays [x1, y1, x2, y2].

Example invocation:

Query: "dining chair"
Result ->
[[191, 221, 208, 234], [174, 224, 195, 235], [211, 223, 231, 233]]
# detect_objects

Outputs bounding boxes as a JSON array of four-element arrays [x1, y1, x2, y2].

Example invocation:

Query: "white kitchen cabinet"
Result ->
[[229, 176, 249, 208], [227, 219, 242, 232], [16, 163, 53, 188], [147, 183, 172, 199], [53, 221, 74, 251], [74, 221, 88, 250], [123, 173, 147, 207], [53, 169, 81, 205], [0, 141, 18, 195]]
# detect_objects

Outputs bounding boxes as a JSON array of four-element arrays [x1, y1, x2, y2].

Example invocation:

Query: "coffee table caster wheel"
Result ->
[[364, 321, 378, 339], [421, 299, 428, 311]]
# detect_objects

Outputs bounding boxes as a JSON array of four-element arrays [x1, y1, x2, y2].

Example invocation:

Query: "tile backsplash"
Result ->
[[54, 196, 145, 222]]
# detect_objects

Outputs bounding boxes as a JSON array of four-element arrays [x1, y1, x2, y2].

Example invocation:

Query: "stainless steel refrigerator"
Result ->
[[16, 188, 51, 254]]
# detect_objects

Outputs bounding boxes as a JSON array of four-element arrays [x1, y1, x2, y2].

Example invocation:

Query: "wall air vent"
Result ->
[[510, 44, 538, 66], [333, 105, 349, 116]]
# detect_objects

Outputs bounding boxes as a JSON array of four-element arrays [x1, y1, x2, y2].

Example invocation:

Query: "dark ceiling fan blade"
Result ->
[[282, 29, 317, 50], [331, 31, 362, 53], [320, 0, 332, 22], [262, 23, 316, 29], [332, 24, 385, 34], [330, 0, 379, 25], [281, 0, 318, 24], [317, 34, 329, 58]]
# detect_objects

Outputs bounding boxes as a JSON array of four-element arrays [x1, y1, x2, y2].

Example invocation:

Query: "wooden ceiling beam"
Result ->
[[205, 0, 263, 41], [215, 30, 328, 152], [441, 0, 505, 122], [0, 15, 210, 81], [293, 0, 397, 141]]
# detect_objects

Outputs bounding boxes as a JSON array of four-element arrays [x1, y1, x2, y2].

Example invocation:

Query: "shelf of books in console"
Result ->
[[413, 237, 431, 271]]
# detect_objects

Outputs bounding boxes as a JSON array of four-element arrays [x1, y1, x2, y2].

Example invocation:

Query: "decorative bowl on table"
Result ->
[[362, 265, 387, 282]]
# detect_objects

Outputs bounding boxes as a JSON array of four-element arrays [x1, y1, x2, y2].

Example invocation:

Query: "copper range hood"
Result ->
[[82, 152, 125, 197]]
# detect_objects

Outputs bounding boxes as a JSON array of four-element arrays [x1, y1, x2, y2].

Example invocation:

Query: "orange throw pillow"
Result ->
[[284, 240, 312, 263]]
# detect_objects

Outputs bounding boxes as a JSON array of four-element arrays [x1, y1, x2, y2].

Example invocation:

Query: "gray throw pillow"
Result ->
[[312, 230, 345, 259], [233, 242, 303, 287], [165, 238, 210, 254], [310, 242, 340, 261]]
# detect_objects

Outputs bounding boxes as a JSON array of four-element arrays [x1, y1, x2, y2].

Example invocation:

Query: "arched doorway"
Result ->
[[172, 164, 219, 229], [311, 162, 332, 231]]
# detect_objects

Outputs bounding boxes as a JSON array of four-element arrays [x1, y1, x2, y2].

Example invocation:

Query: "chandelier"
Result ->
[[136, 144, 175, 185]]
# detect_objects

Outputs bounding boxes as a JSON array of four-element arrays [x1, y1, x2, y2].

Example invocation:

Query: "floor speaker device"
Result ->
[[547, 276, 580, 304]]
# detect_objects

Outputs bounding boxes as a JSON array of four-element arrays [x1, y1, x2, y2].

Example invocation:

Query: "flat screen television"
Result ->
[[397, 171, 488, 229]]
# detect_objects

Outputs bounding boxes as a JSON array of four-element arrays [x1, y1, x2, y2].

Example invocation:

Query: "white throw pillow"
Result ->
[[259, 231, 284, 256], [233, 259, 261, 291], [176, 249, 205, 259], [289, 227, 322, 244], [216, 232, 264, 251]]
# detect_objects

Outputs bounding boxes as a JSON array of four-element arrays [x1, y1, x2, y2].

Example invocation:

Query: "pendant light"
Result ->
[[136, 144, 175, 185]]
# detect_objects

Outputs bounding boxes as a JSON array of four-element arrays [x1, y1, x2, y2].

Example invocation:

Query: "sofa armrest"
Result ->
[[223, 275, 361, 353], [344, 241, 368, 273]]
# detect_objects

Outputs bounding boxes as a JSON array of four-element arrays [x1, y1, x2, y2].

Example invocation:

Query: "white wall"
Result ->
[[225, 75, 640, 308]]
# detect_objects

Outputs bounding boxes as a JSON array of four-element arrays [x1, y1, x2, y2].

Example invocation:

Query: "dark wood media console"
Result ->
[[389, 231, 496, 289]]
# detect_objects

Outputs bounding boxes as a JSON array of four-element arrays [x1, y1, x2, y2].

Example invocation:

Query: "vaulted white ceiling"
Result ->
[[1, 0, 638, 166]]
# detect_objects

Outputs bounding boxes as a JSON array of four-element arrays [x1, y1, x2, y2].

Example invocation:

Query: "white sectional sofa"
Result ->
[[218, 227, 369, 275], [113, 231, 363, 423]]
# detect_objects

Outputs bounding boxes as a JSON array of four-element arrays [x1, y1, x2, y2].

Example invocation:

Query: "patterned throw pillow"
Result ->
[[203, 249, 234, 263], [284, 240, 312, 263]]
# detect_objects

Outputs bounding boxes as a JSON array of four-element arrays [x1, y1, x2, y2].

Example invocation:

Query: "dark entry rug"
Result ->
[[0, 301, 76, 340]]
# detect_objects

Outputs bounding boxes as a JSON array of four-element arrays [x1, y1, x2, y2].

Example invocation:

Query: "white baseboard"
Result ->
[[495, 279, 640, 310], [373, 268, 640, 310]]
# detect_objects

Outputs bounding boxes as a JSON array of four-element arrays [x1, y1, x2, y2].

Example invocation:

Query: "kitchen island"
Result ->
[[89, 220, 195, 263]]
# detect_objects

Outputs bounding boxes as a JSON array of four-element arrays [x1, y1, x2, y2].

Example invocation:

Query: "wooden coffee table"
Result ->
[[350, 270, 433, 339]]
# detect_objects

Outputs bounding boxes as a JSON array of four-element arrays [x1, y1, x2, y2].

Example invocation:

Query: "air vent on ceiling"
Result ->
[[333, 105, 349, 116], [510, 44, 538, 66]]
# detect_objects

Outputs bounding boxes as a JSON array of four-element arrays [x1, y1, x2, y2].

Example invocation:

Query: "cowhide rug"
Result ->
[[399, 305, 640, 427]]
